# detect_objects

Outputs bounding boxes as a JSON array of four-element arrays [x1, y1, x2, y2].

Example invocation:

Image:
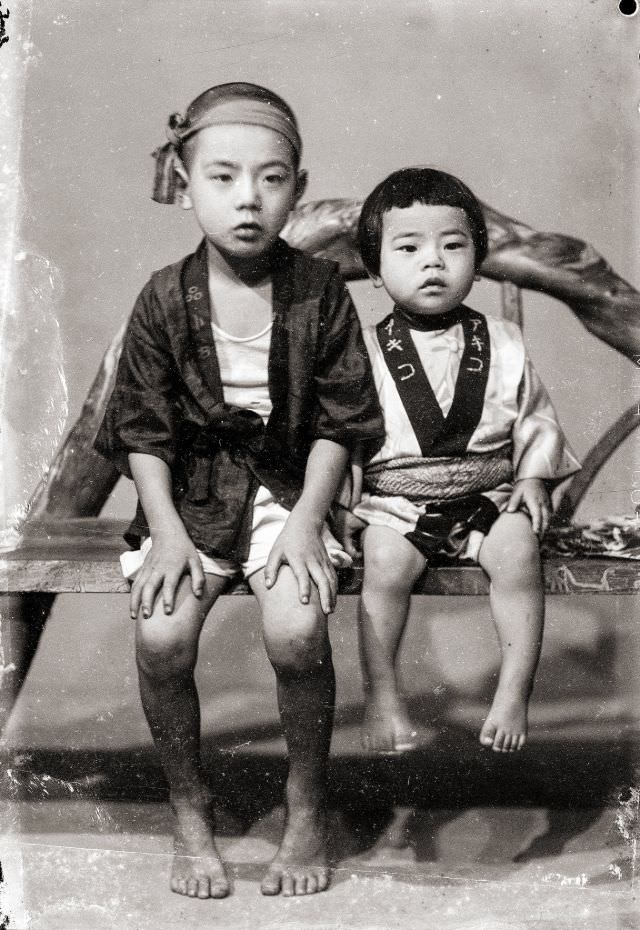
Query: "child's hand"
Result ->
[[506, 478, 551, 536], [130, 528, 205, 620], [264, 506, 338, 614], [332, 506, 367, 560]]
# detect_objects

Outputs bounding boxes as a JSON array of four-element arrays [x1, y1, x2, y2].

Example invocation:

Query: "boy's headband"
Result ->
[[152, 97, 302, 204]]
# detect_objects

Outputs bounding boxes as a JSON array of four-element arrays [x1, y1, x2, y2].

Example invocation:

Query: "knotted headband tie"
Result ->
[[152, 97, 302, 204]]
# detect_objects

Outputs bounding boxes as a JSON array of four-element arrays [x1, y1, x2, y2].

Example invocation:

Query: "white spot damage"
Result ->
[[616, 785, 640, 886], [0, 250, 68, 549], [541, 871, 589, 887]]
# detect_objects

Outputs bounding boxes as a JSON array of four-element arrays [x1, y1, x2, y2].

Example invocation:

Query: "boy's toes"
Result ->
[[281, 874, 295, 896], [210, 876, 230, 898], [316, 868, 330, 893], [294, 875, 308, 895], [197, 879, 211, 899], [479, 719, 497, 747], [187, 878, 199, 896], [260, 869, 282, 896]]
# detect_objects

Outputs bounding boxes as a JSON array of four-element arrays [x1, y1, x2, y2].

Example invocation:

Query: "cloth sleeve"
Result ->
[[313, 271, 385, 457], [512, 356, 581, 486], [94, 283, 180, 479]]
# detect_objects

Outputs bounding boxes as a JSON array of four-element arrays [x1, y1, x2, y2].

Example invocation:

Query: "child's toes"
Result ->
[[491, 729, 507, 752], [479, 719, 497, 747]]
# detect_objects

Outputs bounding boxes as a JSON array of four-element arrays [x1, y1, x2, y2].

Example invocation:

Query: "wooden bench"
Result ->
[[1, 517, 638, 597]]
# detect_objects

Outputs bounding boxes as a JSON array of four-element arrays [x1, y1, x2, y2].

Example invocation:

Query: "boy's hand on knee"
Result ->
[[264, 509, 338, 614], [130, 530, 205, 619], [506, 478, 551, 536]]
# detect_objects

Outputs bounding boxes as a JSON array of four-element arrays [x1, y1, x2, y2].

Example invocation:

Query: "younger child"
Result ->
[[96, 83, 383, 898], [336, 167, 580, 754]]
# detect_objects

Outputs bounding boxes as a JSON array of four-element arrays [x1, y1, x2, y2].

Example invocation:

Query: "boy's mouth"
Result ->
[[234, 222, 263, 239]]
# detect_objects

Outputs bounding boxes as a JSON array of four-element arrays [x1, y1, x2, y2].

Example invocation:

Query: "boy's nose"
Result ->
[[235, 176, 261, 209]]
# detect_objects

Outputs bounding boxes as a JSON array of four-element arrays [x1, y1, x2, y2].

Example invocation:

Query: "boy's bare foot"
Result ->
[[261, 805, 330, 896], [170, 794, 230, 898], [361, 694, 418, 753], [479, 687, 529, 752]]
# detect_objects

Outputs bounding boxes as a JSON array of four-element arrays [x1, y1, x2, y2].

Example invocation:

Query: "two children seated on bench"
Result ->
[[96, 82, 579, 900]]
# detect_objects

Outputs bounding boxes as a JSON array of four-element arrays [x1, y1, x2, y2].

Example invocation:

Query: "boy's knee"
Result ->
[[136, 620, 197, 681], [264, 611, 329, 676]]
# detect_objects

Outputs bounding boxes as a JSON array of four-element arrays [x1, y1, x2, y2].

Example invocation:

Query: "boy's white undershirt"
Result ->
[[211, 319, 273, 421]]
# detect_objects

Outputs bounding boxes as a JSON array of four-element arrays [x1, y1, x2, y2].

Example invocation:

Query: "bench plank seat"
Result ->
[[1, 519, 638, 597]]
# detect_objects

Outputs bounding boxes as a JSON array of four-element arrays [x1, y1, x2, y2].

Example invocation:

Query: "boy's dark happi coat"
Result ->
[[95, 239, 384, 561]]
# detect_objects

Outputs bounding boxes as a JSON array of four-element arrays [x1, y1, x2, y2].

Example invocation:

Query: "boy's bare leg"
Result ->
[[136, 573, 231, 898], [250, 567, 334, 896], [477, 511, 544, 752], [359, 526, 427, 752]]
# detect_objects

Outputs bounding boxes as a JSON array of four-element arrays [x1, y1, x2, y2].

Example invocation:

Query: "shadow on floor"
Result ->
[[2, 709, 636, 870]]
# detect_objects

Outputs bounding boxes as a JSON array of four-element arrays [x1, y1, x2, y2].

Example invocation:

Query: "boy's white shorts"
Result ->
[[120, 484, 351, 581]]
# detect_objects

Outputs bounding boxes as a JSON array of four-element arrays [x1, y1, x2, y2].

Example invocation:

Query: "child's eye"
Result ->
[[208, 173, 233, 183], [444, 240, 467, 250], [396, 244, 417, 253], [263, 173, 287, 185]]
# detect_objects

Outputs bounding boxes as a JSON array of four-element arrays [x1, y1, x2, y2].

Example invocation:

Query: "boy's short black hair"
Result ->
[[357, 167, 488, 275], [179, 82, 301, 172]]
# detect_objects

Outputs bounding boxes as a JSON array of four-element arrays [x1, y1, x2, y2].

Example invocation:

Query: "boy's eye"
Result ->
[[396, 244, 417, 253], [444, 240, 467, 250], [263, 173, 287, 185], [209, 173, 233, 183]]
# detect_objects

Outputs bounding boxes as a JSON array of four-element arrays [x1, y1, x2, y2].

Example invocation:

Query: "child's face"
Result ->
[[179, 123, 302, 260], [373, 203, 477, 317]]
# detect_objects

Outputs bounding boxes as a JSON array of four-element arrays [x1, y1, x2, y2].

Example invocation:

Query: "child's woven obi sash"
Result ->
[[364, 452, 513, 504]]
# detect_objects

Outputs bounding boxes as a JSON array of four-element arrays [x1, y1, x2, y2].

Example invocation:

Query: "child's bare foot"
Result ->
[[479, 687, 529, 752], [361, 694, 418, 753], [261, 805, 330, 896], [170, 794, 230, 898]]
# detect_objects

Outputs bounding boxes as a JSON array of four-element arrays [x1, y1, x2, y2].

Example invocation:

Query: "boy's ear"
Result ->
[[294, 169, 308, 203], [369, 272, 384, 289]]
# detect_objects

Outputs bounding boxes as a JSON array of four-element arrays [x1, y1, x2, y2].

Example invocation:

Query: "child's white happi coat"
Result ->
[[354, 309, 580, 560]]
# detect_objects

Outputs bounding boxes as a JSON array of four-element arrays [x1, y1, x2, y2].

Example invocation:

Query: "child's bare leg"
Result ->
[[136, 573, 230, 898], [360, 526, 427, 752], [250, 567, 334, 896], [477, 511, 544, 752]]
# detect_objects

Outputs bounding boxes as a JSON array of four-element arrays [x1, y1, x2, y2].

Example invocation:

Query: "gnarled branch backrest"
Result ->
[[26, 197, 640, 525]]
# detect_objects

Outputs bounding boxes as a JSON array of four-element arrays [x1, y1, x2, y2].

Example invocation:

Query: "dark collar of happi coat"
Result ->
[[376, 305, 491, 457]]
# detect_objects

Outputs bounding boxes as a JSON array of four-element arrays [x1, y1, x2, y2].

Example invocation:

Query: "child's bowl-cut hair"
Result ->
[[357, 167, 488, 276]]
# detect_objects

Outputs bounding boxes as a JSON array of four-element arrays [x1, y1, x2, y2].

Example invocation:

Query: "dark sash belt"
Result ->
[[405, 494, 499, 560], [182, 409, 265, 504]]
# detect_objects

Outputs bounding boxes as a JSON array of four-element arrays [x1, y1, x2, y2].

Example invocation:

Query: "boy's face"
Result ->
[[179, 123, 303, 260], [373, 203, 477, 316]]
